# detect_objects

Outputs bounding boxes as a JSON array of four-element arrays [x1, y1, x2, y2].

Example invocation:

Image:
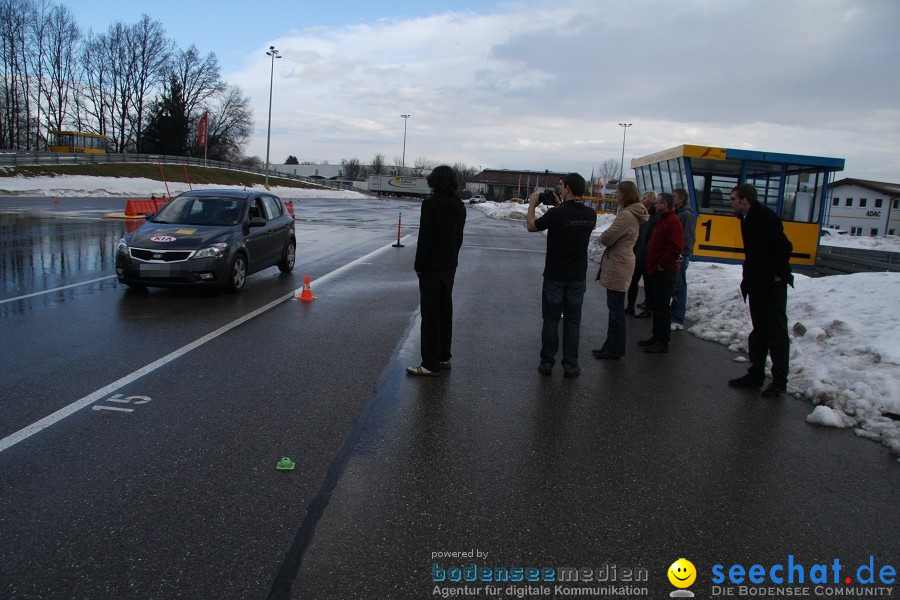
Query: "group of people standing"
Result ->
[[406, 166, 793, 398], [595, 184, 695, 357]]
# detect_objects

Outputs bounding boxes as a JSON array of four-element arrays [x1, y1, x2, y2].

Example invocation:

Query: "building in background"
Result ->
[[466, 169, 569, 202], [826, 178, 900, 236], [630, 144, 846, 271]]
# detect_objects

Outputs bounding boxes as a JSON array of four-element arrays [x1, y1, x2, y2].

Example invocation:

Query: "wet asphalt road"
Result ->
[[0, 196, 897, 600]]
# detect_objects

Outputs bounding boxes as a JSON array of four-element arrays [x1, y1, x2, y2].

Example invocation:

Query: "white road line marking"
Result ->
[[0, 275, 117, 305], [0, 234, 414, 454], [92, 406, 134, 413]]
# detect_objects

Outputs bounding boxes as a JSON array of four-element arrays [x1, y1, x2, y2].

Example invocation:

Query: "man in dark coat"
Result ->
[[640, 193, 683, 354], [727, 183, 794, 397], [406, 165, 467, 377]]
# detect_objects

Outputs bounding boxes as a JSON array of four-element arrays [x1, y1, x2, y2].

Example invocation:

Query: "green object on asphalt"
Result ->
[[276, 456, 295, 471]]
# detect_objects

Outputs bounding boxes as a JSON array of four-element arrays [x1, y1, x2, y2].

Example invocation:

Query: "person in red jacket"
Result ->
[[640, 192, 684, 353]]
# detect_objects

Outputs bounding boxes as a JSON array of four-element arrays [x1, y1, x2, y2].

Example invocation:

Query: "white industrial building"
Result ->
[[825, 178, 900, 236]]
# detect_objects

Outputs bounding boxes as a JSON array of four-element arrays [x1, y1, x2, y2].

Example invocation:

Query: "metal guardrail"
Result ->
[[0, 150, 346, 190], [816, 245, 900, 275]]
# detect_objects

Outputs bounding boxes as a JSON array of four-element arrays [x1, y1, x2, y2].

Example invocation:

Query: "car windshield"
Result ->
[[152, 197, 245, 226]]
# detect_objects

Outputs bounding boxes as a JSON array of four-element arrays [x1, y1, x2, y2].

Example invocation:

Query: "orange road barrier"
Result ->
[[53, 197, 58, 204], [297, 275, 317, 302], [284, 200, 296, 219], [121, 197, 170, 217]]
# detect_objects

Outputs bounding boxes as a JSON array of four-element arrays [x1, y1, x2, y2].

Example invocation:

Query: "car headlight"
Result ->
[[116, 238, 129, 254], [192, 243, 228, 259]]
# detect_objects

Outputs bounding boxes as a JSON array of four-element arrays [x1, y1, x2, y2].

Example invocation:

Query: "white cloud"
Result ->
[[229, 0, 900, 181]]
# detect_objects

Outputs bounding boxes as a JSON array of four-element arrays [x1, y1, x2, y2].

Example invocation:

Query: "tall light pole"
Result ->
[[264, 45, 282, 188], [400, 114, 410, 174], [618, 123, 632, 182]]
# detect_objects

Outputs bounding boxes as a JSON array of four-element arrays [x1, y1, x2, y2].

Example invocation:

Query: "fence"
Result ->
[[0, 150, 346, 191], [816, 245, 900, 276]]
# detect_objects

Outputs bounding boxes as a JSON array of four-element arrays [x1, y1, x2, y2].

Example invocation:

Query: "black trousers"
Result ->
[[627, 261, 646, 308], [649, 269, 675, 346], [418, 270, 456, 371], [746, 283, 790, 385]]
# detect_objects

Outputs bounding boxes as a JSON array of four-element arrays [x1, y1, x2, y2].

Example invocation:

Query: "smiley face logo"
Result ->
[[668, 558, 696, 588]]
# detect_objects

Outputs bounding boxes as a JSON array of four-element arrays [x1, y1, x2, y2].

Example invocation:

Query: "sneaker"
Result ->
[[563, 367, 581, 378], [438, 359, 452, 371], [634, 310, 651, 319], [637, 302, 646, 310], [638, 337, 657, 347], [592, 350, 621, 360], [538, 364, 552, 376], [644, 342, 668, 353], [762, 382, 787, 397], [671, 323, 684, 331], [728, 374, 764, 388], [625, 305, 635, 316], [406, 365, 440, 377]]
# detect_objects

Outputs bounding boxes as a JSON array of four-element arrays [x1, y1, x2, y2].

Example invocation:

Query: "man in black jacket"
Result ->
[[526, 172, 597, 378], [407, 165, 467, 377], [727, 183, 794, 397]]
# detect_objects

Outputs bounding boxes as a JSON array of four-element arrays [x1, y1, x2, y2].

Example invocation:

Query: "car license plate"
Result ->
[[139, 263, 181, 277]]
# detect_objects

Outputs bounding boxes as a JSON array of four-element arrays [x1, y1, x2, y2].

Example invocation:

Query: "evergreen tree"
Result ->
[[285, 155, 299, 165], [142, 76, 189, 155]]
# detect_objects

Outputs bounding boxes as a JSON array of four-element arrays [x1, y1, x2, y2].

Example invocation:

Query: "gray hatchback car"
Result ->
[[116, 189, 296, 292]]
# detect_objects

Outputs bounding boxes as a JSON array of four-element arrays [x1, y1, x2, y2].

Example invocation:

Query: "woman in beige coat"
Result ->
[[593, 181, 649, 359]]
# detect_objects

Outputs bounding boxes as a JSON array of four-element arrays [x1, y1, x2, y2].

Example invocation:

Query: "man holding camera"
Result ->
[[526, 173, 597, 378]]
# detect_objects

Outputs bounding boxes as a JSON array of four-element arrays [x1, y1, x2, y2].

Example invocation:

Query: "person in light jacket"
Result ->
[[593, 181, 649, 359]]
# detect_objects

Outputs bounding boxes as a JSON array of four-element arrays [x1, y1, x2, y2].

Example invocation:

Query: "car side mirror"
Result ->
[[144, 212, 155, 220], [249, 216, 267, 227]]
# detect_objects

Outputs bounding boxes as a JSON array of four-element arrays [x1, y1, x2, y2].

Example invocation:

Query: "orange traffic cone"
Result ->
[[297, 275, 317, 302], [53, 197, 58, 204]]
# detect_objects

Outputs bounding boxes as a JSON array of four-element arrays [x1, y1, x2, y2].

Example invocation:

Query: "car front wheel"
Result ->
[[225, 254, 247, 293], [278, 240, 296, 273]]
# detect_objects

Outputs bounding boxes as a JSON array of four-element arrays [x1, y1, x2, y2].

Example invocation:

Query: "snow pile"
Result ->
[[820, 234, 900, 253], [0, 174, 368, 199], [686, 264, 900, 456]]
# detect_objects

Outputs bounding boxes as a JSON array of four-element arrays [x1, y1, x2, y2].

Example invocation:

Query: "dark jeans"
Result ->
[[418, 270, 456, 371], [649, 269, 675, 346], [627, 262, 645, 308], [746, 283, 790, 385], [601, 289, 627, 356], [541, 278, 586, 369], [670, 255, 690, 324]]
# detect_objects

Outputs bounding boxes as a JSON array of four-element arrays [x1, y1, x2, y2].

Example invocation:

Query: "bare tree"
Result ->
[[40, 3, 80, 134], [370, 153, 386, 175], [0, 0, 35, 148], [105, 21, 136, 152], [25, 0, 51, 148], [411, 156, 434, 176], [341, 157, 362, 180], [200, 83, 252, 162], [452, 162, 478, 188], [128, 14, 170, 152], [597, 157, 621, 191], [75, 30, 111, 136], [171, 44, 222, 120]]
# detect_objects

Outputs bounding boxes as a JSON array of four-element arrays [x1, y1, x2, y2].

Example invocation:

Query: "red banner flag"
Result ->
[[198, 112, 208, 148]]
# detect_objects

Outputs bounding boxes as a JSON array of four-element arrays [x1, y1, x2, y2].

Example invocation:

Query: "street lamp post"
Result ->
[[400, 114, 410, 174], [618, 123, 632, 182], [264, 45, 282, 188]]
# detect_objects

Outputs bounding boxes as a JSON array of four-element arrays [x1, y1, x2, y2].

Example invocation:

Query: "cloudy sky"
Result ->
[[68, 0, 900, 181]]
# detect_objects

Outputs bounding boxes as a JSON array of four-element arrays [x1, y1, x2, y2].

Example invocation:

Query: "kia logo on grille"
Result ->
[[152, 253, 163, 259]]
